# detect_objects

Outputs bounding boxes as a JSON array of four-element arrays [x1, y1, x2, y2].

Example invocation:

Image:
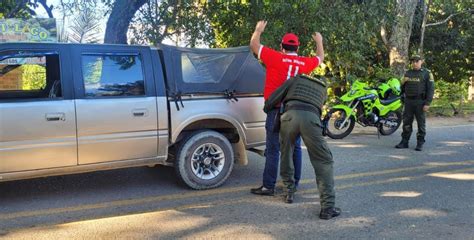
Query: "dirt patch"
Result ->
[[427, 114, 474, 127]]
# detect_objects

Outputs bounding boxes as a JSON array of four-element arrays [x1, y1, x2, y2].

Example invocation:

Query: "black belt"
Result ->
[[406, 96, 424, 100], [285, 104, 321, 116]]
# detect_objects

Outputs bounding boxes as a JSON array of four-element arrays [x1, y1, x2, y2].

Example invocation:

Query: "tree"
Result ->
[[416, 1, 473, 56], [205, 1, 391, 86], [0, 0, 31, 18], [35, 0, 54, 18], [68, 7, 101, 43], [411, 1, 473, 84], [56, 0, 76, 42], [103, 0, 147, 44], [128, 0, 212, 47], [418, 0, 431, 55], [381, 0, 419, 77], [0, 0, 53, 19]]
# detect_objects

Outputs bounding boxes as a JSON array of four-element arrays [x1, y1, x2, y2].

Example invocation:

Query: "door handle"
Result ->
[[46, 113, 66, 121], [132, 109, 148, 117]]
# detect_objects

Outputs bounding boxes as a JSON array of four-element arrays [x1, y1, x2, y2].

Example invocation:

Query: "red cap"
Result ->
[[281, 33, 300, 46]]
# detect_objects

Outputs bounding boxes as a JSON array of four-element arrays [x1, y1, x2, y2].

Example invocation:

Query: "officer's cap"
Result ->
[[410, 55, 423, 61]]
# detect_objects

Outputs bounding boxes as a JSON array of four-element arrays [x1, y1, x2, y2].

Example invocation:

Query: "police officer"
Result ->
[[396, 55, 435, 151], [264, 74, 341, 220]]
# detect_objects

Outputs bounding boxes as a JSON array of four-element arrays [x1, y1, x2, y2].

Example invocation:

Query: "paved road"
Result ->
[[1, 118, 473, 239]]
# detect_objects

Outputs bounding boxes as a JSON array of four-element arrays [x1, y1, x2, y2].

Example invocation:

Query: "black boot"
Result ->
[[395, 140, 409, 149], [285, 192, 294, 204], [415, 141, 424, 151], [319, 207, 341, 220]]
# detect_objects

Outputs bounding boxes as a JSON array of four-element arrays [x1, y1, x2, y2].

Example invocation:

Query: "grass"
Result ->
[[429, 99, 474, 117]]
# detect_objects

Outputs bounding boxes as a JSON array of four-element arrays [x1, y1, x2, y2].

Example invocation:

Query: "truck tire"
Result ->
[[175, 130, 234, 189]]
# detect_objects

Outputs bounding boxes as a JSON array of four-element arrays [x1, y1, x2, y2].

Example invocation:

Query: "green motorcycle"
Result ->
[[323, 78, 402, 139]]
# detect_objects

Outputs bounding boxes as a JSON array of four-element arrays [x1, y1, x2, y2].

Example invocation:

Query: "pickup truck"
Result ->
[[0, 42, 266, 189]]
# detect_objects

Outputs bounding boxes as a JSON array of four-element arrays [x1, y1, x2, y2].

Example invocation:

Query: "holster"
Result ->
[[321, 116, 328, 136], [272, 106, 284, 133]]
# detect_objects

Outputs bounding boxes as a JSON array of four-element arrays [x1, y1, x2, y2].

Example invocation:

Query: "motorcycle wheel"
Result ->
[[378, 111, 402, 135], [325, 109, 355, 139]]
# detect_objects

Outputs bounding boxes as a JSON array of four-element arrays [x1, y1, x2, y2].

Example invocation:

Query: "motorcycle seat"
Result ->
[[380, 96, 400, 105]]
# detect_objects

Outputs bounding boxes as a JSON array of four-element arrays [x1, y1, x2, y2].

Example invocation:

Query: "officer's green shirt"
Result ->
[[402, 68, 435, 105]]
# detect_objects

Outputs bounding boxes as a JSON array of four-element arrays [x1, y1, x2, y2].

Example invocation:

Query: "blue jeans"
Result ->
[[262, 109, 302, 189]]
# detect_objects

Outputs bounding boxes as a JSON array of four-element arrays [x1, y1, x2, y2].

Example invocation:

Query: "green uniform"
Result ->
[[401, 68, 435, 143], [264, 75, 335, 209]]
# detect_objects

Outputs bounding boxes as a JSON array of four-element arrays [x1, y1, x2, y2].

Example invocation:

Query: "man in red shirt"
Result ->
[[249, 20, 324, 196]]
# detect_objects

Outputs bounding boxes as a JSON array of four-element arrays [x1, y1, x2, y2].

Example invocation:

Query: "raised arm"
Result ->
[[312, 32, 324, 63], [250, 20, 267, 55]]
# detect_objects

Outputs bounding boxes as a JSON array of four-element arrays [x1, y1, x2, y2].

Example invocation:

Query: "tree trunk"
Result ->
[[418, 0, 432, 55], [104, 0, 147, 44], [387, 0, 419, 77], [37, 0, 54, 18]]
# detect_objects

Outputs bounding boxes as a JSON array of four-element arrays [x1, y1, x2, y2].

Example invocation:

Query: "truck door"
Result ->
[[72, 45, 158, 164], [0, 47, 77, 173]]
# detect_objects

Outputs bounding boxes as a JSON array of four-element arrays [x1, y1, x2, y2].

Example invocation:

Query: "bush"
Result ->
[[430, 80, 471, 116], [435, 80, 468, 103]]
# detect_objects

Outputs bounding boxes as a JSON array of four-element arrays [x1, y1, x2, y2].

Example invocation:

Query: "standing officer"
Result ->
[[264, 74, 341, 220], [396, 55, 435, 151], [249, 20, 324, 195]]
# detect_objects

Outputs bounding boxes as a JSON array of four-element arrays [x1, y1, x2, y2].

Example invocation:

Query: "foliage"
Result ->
[[83, 57, 103, 84], [316, 1, 391, 85], [429, 79, 471, 116], [429, 99, 474, 116], [0, 0, 33, 19], [204, 0, 392, 93], [21, 64, 46, 90], [421, 1, 473, 84], [0, 0, 53, 19], [68, 6, 102, 43], [0, 0, 31, 19], [56, 0, 79, 43], [129, 1, 212, 47], [204, 0, 471, 99], [435, 79, 468, 103]]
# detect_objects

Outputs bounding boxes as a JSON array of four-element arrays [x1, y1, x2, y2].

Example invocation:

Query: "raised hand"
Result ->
[[312, 32, 323, 43], [255, 20, 267, 33]]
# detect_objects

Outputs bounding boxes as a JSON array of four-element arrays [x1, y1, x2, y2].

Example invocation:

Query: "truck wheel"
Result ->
[[175, 130, 234, 190]]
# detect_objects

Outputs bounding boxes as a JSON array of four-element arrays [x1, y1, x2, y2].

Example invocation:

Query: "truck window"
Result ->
[[0, 51, 61, 99], [181, 52, 234, 84], [81, 54, 145, 97]]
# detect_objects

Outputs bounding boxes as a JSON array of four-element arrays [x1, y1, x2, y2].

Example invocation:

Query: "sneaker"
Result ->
[[319, 207, 341, 220], [250, 186, 275, 196]]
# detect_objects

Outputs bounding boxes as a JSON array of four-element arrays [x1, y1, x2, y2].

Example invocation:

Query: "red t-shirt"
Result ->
[[258, 45, 320, 100]]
